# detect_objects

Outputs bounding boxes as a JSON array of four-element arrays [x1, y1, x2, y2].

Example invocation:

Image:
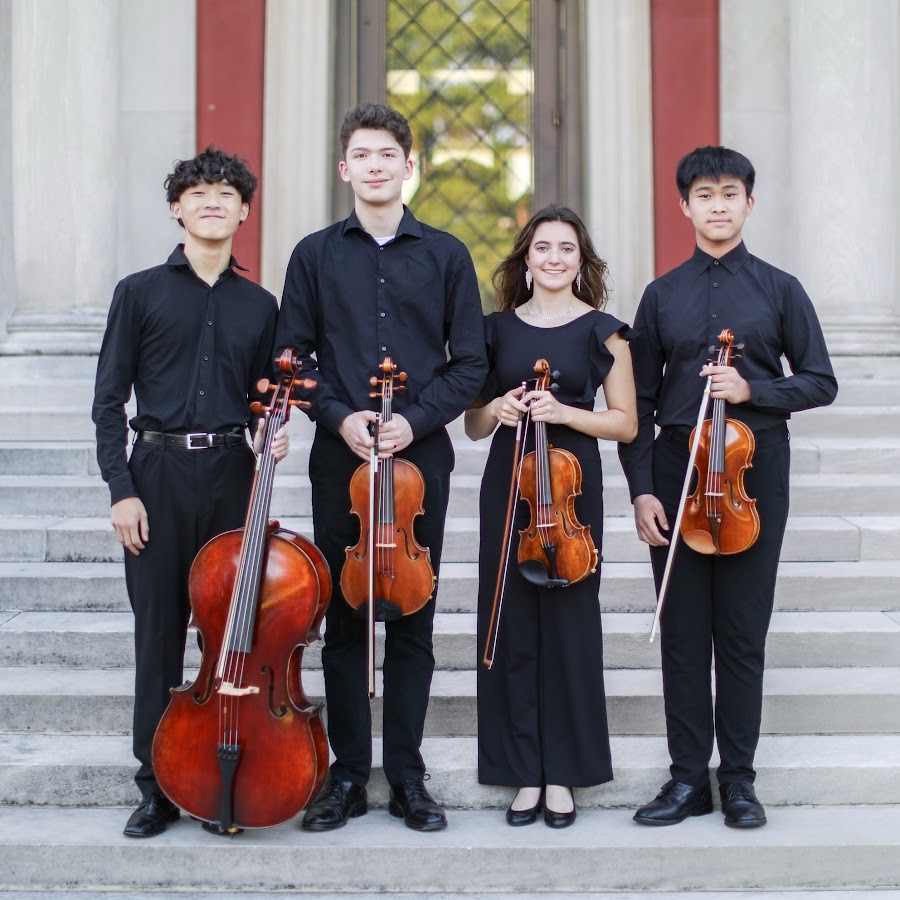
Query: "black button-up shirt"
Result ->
[[92, 245, 278, 504], [275, 207, 487, 441], [619, 242, 838, 499]]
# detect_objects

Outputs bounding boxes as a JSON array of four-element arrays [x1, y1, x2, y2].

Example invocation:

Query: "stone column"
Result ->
[[0, 1, 14, 332], [584, 0, 655, 325], [789, 0, 900, 355], [2, 0, 119, 355], [260, 1, 332, 297]]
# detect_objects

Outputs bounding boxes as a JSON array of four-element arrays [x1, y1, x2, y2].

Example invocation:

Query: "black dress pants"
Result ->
[[309, 428, 451, 787], [649, 424, 790, 786], [124, 437, 255, 797]]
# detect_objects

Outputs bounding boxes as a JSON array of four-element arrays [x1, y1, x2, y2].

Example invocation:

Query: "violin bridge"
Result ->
[[218, 681, 260, 696], [375, 542, 397, 548]]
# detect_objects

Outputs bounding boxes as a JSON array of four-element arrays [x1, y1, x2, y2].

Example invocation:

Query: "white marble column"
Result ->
[[0, 1, 14, 333], [2, 0, 120, 354], [789, 0, 900, 355], [260, 1, 332, 298], [584, 0, 655, 325]]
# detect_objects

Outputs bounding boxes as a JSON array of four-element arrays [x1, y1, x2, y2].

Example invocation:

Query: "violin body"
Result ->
[[517, 442, 597, 587], [341, 456, 434, 619], [153, 525, 331, 829], [680, 330, 760, 556]]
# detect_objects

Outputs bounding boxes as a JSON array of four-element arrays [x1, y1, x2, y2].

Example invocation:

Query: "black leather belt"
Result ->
[[137, 430, 245, 449]]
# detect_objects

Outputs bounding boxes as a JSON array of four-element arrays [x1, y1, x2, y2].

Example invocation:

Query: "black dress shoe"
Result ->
[[201, 820, 244, 836], [720, 782, 767, 828], [544, 791, 576, 829], [388, 777, 447, 831], [633, 779, 713, 826], [123, 791, 179, 838], [506, 789, 543, 826], [301, 776, 368, 831]]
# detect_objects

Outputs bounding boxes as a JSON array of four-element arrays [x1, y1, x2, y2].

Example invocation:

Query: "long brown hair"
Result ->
[[492, 205, 610, 312]]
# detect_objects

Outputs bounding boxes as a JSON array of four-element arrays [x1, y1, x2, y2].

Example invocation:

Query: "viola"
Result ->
[[681, 329, 760, 555], [340, 357, 435, 696], [152, 349, 332, 833], [517, 358, 599, 587]]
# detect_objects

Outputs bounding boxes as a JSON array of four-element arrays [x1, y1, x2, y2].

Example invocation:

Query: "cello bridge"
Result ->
[[218, 681, 260, 697]]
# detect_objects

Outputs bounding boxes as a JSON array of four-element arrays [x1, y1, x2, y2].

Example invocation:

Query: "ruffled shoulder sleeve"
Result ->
[[577, 311, 639, 403]]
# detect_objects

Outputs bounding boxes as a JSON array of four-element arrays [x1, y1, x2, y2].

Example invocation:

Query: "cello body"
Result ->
[[152, 526, 331, 829]]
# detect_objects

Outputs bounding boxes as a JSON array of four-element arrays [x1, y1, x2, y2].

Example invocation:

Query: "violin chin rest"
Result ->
[[682, 529, 718, 555], [518, 560, 569, 589]]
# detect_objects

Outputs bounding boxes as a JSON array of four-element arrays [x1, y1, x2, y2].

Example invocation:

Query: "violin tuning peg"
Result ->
[[256, 378, 274, 394], [735, 342, 745, 350], [369, 376, 379, 387], [396, 372, 408, 383], [549, 382, 559, 393], [394, 385, 407, 393], [249, 401, 265, 415], [708, 345, 717, 354], [551, 370, 560, 379], [368, 391, 380, 399]]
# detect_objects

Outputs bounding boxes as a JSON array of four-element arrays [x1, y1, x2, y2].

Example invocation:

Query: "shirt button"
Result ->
[[712, 314, 717, 319], [381, 346, 387, 352], [199, 390, 205, 396], [713, 283, 718, 288], [380, 312, 386, 317], [714, 260, 719, 265], [203, 355, 209, 361], [207, 320, 213, 326], [379, 278, 385, 284]]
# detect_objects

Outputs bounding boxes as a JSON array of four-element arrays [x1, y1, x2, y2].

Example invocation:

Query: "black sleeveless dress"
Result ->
[[476, 309, 634, 788]]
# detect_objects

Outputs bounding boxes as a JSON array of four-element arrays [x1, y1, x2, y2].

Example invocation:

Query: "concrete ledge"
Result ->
[[1, 807, 899, 893]]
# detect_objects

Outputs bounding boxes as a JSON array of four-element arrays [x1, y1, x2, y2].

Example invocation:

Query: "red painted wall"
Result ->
[[196, 0, 266, 281], [650, 0, 719, 276]]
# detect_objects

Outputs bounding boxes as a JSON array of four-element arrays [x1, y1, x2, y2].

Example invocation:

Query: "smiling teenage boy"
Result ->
[[93, 147, 287, 837], [274, 103, 486, 832], [618, 146, 837, 828]]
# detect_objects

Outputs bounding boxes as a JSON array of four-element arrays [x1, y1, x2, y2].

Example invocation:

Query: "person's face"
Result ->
[[680, 178, 754, 254], [170, 180, 248, 242], [339, 128, 413, 208], [524, 221, 582, 293]]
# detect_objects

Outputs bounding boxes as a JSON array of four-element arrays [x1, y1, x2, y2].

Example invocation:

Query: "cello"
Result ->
[[649, 329, 760, 640], [340, 357, 435, 697], [152, 349, 332, 833], [483, 358, 598, 667]]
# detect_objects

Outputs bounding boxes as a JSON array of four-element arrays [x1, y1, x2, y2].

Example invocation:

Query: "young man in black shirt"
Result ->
[[619, 146, 837, 829], [93, 148, 288, 837], [275, 103, 487, 832]]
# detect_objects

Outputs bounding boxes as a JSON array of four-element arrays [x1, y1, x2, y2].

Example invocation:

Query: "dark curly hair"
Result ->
[[340, 103, 413, 159], [164, 146, 258, 206], [492, 205, 610, 312]]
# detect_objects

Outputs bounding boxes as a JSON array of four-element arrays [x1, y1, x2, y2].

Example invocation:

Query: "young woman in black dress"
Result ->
[[465, 205, 637, 827]]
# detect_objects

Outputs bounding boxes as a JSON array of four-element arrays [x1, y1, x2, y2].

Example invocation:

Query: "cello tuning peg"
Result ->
[[288, 398, 312, 409], [708, 345, 717, 354], [249, 401, 265, 415], [549, 382, 560, 393], [735, 342, 745, 350], [551, 370, 560, 379], [256, 378, 275, 394]]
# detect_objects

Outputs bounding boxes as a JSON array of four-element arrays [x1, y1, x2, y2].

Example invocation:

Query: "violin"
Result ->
[[649, 329, 760, 641], [681, 329, 760, 555], [483, 359, 598, 667], [340, 357, 435, 696], [517, 358, 599, 587], [152, 349, 332, 833]]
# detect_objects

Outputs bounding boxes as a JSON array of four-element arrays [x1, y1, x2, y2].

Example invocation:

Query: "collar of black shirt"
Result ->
[[688, 240, 750, 276], [341, 206, 424, 241], [166, 243, 248, 274]]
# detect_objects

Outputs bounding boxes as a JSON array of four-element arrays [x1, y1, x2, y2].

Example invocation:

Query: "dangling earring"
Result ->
[[525, 267, 533, 291], [576, 269, 582, 293]]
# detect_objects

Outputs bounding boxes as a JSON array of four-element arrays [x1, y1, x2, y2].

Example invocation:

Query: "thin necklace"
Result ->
[[525, 300, 577, 321]]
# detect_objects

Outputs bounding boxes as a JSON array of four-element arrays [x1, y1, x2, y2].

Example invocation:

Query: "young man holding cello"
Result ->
[[274, 102, 486, 832], [92, 147, 288, 837], [618, 146, 837, 829]]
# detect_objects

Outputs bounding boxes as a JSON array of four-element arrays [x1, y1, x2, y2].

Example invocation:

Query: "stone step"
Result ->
[[1, 610, 897, 670], [12, 895, 900, 900], [4, 471, 900, 519], [5, 436, 900, 477], [2, 733, 898, 810], [1, 806, 899, 893], [1, 666, 897, 736], [1, 559, 897, 614], [5, 514, 895, 564]]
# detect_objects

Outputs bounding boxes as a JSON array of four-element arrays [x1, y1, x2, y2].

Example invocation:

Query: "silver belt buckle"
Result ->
[[186, 432, 214, 449]]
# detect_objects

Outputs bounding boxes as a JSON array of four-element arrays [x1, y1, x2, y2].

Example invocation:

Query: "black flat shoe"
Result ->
[[123, 791, 179, 838], [633, 779, 713, 826], [506, 789, 543, 826], [543, 789, 576, 829], [388, 777, 447, 831], [301, 775, 368, 831], [720, 782, 767, 828]]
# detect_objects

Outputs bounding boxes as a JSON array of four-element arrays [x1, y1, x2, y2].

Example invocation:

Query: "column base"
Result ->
[[0, 311, 107, 355], [821, 314, 900, 357]]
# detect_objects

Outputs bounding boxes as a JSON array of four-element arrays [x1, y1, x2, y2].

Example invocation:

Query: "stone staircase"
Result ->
[[0, 354, 899, 896]]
